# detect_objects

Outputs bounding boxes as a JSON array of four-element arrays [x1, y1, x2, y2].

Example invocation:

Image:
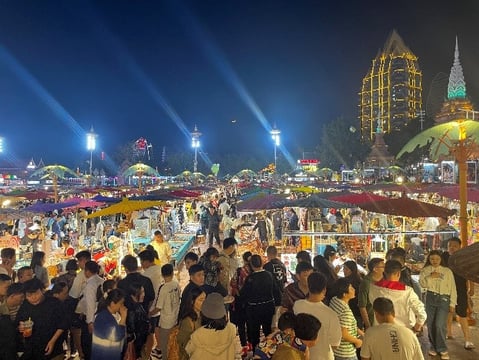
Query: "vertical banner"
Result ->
[[441, 161, 456, 184], [467, 161, 477, 184]]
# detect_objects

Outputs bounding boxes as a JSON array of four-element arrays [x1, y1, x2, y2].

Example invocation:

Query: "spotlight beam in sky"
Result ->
[[168, 0, 296, 167], [83, 7, 213, 169], [0, 45, 118, 173]]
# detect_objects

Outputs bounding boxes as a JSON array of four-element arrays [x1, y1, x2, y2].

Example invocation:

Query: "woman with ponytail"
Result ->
[[92, 289, 128, 360]]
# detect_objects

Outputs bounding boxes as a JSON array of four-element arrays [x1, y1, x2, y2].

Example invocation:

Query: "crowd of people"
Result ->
[[0, 188, 477, 360]]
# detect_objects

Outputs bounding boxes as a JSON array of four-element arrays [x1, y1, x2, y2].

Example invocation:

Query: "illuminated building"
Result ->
[[434, 38, 474, 123], [359, 30, 422, 141]]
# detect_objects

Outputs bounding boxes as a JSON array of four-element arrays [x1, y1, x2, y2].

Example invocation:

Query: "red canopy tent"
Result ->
[[357, 197, 455, 218], [328, 192, 388, 204]]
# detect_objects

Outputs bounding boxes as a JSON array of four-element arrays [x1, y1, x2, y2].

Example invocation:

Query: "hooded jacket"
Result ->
[[369, 279, 427, 327], [185, 322, 237, 360]]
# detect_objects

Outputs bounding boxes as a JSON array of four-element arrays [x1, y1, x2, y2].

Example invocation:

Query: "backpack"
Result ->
[[167, 317, 194, 360], [166, 324, 181, 360]]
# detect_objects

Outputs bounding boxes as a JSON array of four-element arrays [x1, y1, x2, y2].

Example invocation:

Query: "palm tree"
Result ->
[[30, 165, 78, 203]]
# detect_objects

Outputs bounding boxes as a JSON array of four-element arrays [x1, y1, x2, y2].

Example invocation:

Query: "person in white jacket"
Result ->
[[419, 250, 456, 359], [369, 260, 426, 332], [186, 292, 236, 359]]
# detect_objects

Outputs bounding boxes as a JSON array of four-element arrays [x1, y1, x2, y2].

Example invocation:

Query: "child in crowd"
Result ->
[[254, 312, 307, 359]]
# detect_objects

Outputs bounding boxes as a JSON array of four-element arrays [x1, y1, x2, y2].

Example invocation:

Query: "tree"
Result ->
[[317, 117, 369, 170]]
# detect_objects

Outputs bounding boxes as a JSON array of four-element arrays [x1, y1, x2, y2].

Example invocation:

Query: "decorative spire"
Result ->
[[447, 36, 466, 100]]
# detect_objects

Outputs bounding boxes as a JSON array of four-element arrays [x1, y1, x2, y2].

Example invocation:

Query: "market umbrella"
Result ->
[[357, 197, 455, 218], [432, 185, 479, 203], [25, 201, 79, 213], [398, 119, 479, 247], [123, 163, 160, 191], [275, 194, 353, 209], [448, 242, 479, 283], [91, 194, 121, 203], [30, 165, 78, 203], [236, 193, 288, 211], [328, 192, 389, 204], [60, 197, 105, 209], [235, 169, 257, 179], [85, 197, 165, 218]]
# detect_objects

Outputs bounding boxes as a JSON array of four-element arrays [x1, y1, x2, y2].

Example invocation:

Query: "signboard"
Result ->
[[298, 159, 319, 165], [441, 161, 456, 184], [467, 161, 477, 184]]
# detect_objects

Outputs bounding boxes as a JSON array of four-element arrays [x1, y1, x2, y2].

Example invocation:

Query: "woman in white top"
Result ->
[[419, 250, 457, 360]]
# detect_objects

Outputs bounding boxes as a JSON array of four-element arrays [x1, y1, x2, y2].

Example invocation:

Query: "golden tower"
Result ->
[[359, 30, 422, 141]]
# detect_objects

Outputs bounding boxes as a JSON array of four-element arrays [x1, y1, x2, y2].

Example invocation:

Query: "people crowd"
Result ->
[[0, 191, 477, 360]]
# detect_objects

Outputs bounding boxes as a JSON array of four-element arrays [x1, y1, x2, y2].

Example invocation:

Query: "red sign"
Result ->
[[298, 159, 319, 165]]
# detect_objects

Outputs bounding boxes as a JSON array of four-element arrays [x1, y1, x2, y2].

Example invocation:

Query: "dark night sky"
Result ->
[[0, 0, 478, 171]]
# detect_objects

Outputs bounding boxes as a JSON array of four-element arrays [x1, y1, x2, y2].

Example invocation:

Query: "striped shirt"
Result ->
[[329, 296, 358, 358]]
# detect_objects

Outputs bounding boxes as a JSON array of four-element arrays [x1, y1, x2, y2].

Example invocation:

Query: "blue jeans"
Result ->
[[426, 291, 450, 353]]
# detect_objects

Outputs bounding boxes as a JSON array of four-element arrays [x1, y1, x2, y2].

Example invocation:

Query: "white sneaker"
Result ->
[[440, 351, 450, 360], [465, 341, 475, 350]]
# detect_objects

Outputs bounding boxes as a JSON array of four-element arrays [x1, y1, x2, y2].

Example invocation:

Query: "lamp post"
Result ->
[[270, 126, 281, 171], [191, 125, 201, 173], [86, 127, 97, 183]]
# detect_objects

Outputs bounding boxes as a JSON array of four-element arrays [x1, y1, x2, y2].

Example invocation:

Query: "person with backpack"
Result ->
[[176, 287, 206, 360]]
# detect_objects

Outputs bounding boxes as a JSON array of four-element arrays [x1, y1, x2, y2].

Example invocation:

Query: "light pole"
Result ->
[[0, 136, 4, 153], [191, 125, 201, 172], [86, 126, 97, 182], [270, 126, 281, 171]]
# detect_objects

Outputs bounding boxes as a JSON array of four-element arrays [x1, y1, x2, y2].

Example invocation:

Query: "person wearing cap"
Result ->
[[185, 292, 237, 359]]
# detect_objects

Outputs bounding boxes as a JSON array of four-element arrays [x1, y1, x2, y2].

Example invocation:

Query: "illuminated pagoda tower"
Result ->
[[434, 37, 474, 123], [359, 30, 422, 141], [365, 116, 394, 168]]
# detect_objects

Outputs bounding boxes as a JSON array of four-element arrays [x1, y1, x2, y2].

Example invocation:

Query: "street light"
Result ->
[[191, 125, 201, 172], [86, 126, 97, 179], [270, 126, 281, 171]]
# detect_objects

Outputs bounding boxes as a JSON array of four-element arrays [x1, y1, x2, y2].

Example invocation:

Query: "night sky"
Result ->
[[0, 0, 477, 171]]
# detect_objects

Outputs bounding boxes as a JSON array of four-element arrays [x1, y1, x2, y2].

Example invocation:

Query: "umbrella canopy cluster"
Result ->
[[86, 197, 164, 218], [357, 197, 455, 218]]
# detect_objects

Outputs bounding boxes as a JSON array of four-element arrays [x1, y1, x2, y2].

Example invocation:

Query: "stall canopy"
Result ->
[[357, 197, 455, 218], [86, 197, 164, 218], [25, 201, 79, 213], [276, 194, 353, 209], [327, 192, 388, 204], [236, 193, 287, 211]]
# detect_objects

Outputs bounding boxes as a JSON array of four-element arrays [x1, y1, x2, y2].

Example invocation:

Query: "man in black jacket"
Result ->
[[117, 255, 155, 314], [240, 254, 275, 349]]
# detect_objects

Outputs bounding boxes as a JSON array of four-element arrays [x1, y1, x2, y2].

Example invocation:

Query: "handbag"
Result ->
[[123, 340, 136, 360]]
